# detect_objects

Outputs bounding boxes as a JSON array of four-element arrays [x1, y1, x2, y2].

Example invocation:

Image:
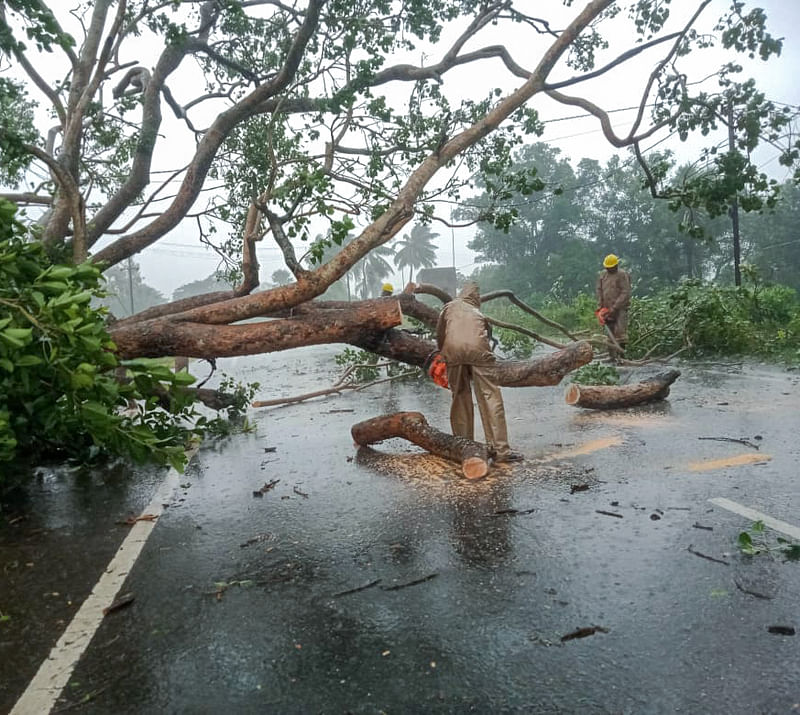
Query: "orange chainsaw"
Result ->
[[424, 350, 449, 389]]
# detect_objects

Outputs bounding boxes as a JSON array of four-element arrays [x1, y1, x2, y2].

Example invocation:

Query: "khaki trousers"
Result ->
[[447, 363, 511, 458], [606, 307, 629, 358]]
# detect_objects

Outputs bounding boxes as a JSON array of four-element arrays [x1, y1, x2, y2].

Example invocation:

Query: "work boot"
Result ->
[[495, 450, 524, 463]]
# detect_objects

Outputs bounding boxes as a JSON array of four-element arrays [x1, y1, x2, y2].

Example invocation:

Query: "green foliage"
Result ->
[[570, 363, 620, 386], [333, 347, 418, 383], [627, 278, 800, 361], [0, 201, 254, 483], [738, 520, 800, 561], [495, 328, 532, 360], [334, 347, 383, 382], [0, 78, 39, 185]]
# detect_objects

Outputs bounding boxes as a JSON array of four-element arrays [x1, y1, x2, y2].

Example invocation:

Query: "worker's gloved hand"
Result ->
[[594, 307, 611, 325]]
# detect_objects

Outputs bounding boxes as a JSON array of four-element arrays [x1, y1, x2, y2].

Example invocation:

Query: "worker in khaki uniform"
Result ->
[[596, 254, 632, 360], [436, 282, 523, 463]]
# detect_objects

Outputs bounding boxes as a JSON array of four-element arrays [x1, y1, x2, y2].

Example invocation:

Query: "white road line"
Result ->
[[11, 447, 197, 715], [709, 497, 800, 541]]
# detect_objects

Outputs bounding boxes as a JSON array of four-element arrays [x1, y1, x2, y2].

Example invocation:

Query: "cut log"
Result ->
[[565, 370, 681, 410], [351, 411, 491, 480]]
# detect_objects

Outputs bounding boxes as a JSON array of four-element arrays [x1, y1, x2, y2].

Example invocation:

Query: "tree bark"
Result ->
[[564, 370, 681, 409], [110, 299, 403, 359], [483, 341, 593, 387], [351, 411, 491, 480]]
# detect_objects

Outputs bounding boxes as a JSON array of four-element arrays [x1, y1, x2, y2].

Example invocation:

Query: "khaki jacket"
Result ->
[[436, 283, 495, 366], [596, 268, 631, 314]]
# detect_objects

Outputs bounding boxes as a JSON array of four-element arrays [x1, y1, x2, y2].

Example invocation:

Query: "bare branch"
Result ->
[[91, 0, 327, 265], [0, 193, 53, 205]]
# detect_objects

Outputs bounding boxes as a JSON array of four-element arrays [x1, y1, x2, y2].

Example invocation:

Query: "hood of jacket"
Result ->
[[458, 281, 481, 308]]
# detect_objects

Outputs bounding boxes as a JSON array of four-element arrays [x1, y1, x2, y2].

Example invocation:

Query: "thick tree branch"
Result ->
[[140, 0, 612, 328], [91, 0, 326, 265], [543, 31, 683, 92], [111, 298, 402, 359]]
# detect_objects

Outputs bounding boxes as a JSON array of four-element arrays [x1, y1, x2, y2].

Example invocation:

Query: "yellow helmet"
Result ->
[[381, 282, 393, 293], [603, 254, 619, 268]]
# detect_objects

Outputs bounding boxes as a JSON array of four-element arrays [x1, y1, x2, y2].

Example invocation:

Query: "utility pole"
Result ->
[[728, 100, 742, 287]]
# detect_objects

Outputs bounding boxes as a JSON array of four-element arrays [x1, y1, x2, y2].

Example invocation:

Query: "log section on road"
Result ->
[[564, 370, 681, 409], [351, 412, 491, 480]]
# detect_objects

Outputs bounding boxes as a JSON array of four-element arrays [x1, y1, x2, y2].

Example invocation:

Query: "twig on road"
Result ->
[[734, 579, 772, 600], [381, 573, 438, 591], [698, 436, 761, 450], [332, 579, 382, 598], [687, 545, 729, 565]]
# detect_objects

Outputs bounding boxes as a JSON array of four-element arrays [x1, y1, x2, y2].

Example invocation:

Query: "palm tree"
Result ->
[[393, 224, 439, 283], [355, 244, 395, 298]]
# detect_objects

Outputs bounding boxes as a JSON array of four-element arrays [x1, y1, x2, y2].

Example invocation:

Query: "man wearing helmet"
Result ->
[[436, 281, 524, 465], [596, 254, 632, 360], [381, 283, 394, 296]]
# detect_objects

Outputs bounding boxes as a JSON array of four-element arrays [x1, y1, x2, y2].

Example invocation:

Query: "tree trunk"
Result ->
[[108, 291, 591, 389], [483, 341, 593, 387], [351, 411, 491, 480], [564, 370, 681, 409], [110, 298, 403, 359]]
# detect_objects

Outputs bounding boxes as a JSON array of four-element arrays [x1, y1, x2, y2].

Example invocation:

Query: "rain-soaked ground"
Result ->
[[1, 346, 799, 714]]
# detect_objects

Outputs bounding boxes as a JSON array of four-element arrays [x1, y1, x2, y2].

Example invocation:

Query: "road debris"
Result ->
[[116, 514, 158, 526], [733, 580, 773, 600], [102, 593, 135, 616], [381, 573, 438, 591], [561, 625, 609, 642], [595, 509, 623, 519], [253, 479, 280, 498], [333, 579, 382, 598], [687, 545, 729, 565], [492, 507, 535, 517], [239, 533, 275, 548], [570, 484, 590, 494], [767, 625, 795, 636], [698, 436, 761, 450]]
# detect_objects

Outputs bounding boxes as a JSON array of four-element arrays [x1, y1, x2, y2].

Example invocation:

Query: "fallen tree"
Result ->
[[564, 370, 681, 409], [1, 1, 791, 470], [351, 412, 492, 480]]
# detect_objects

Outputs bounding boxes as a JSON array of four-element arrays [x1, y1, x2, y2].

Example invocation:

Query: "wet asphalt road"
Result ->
[[1, 347, 799, 714]]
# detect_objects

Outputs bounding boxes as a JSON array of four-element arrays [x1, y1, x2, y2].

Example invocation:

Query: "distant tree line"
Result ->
[[459, 143, 800, 302]]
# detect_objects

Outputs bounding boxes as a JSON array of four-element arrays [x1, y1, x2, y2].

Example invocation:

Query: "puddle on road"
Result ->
[[688, 453, 772, 472]]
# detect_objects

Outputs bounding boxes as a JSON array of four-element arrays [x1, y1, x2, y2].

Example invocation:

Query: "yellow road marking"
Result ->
[[688, 453, 771, 472]]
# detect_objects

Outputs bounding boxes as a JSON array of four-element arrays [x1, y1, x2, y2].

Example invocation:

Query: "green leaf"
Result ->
[[0, 358, 14, 372], [15, 354, 43, 367], [171, 371, 196, 386]]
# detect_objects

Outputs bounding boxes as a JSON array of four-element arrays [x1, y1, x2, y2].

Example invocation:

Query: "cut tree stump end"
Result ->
[[462, 457, 490, 480]]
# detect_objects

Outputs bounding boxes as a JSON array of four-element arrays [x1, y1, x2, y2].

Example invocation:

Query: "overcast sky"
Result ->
[[135, 0, 800, 297], [6, 2, 799, 297]]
